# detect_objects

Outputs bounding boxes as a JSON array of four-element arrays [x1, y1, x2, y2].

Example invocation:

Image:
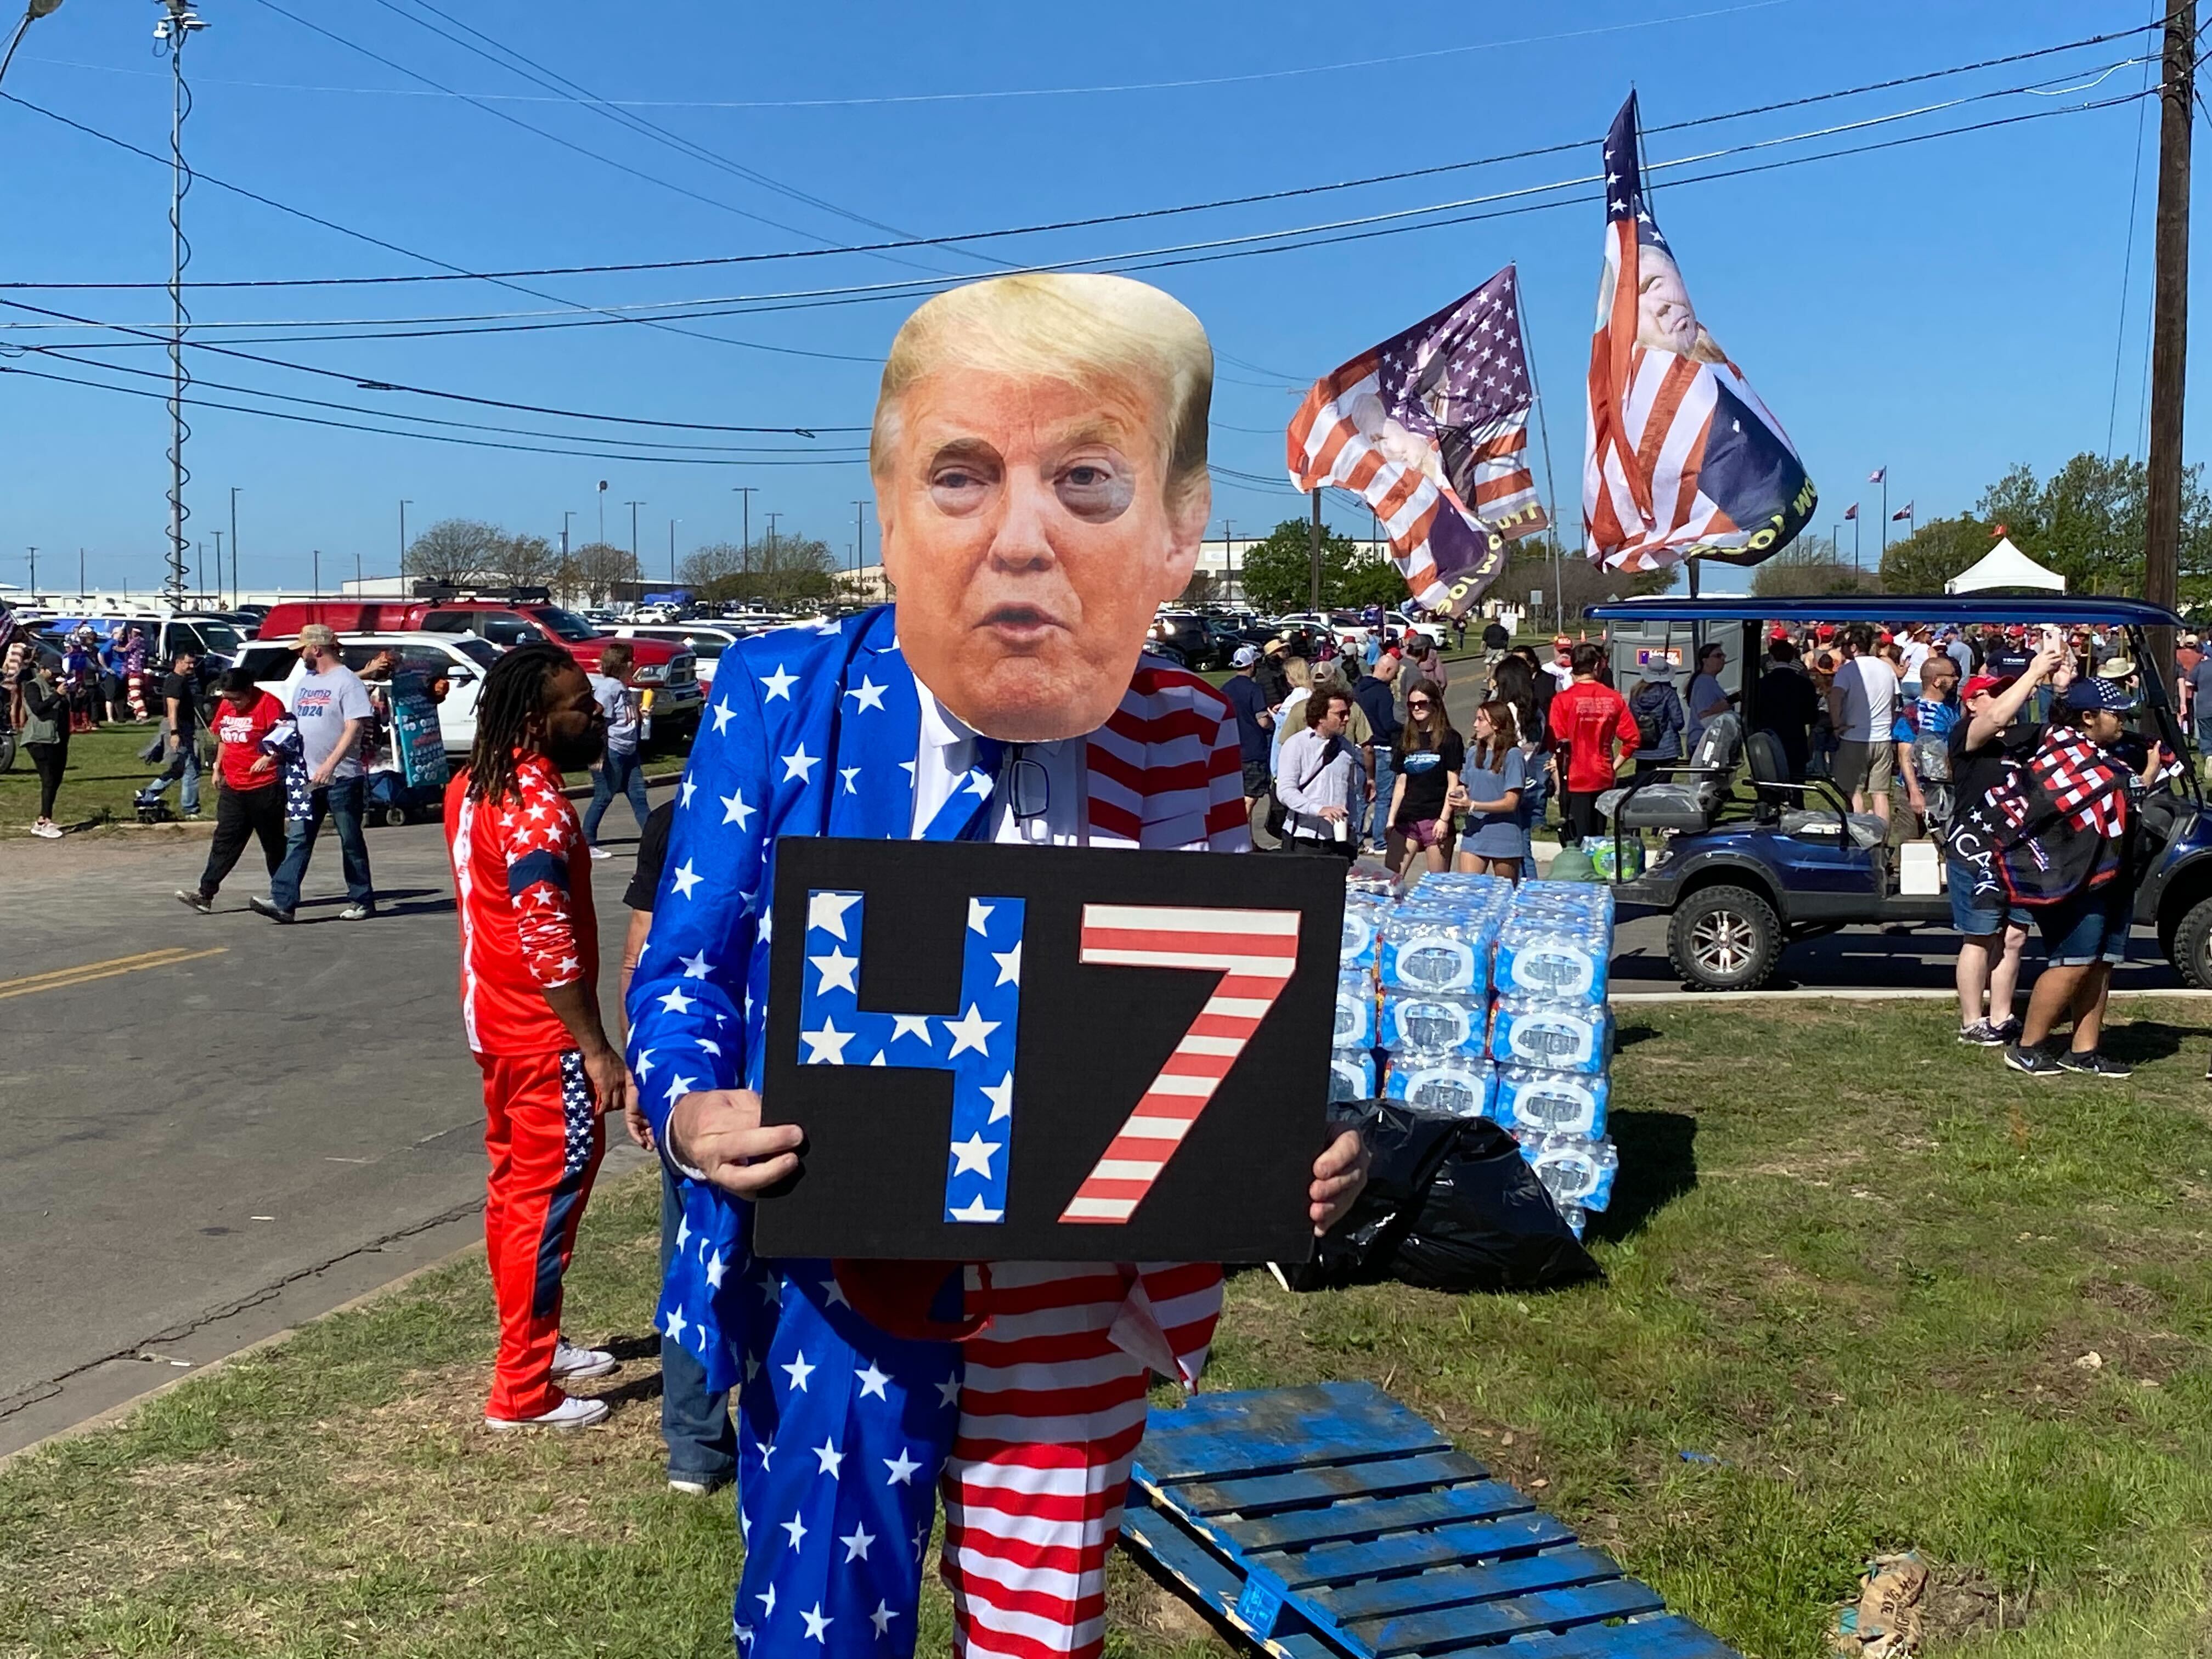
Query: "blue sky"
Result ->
[[0, 0, 2186, 598]]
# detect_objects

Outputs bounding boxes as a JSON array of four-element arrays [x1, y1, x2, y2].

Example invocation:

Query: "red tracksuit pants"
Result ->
[[476, 1048, 605, 1420]]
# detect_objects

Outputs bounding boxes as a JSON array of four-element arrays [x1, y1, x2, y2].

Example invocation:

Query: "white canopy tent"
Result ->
[[1945, 537, 2065, 595]]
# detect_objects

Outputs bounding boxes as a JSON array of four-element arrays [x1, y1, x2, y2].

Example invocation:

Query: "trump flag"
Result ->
[[1287, 266, 1545, 618], [1583, 92, 1815, 573]]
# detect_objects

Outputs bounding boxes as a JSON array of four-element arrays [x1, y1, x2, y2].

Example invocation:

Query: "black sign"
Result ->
[[756, 838, 1345, 1262]]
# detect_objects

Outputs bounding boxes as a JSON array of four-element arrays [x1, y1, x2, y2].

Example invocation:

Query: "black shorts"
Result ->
[[1242, 759, 1272, 797]]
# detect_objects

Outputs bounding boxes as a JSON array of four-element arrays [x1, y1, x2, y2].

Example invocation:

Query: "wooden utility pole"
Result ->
[[1307, 488, 1323, 611], [2145, 0, 2194, 665]]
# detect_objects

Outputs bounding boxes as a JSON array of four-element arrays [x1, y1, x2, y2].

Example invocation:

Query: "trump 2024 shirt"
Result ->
[[289, 663, 375, 781]]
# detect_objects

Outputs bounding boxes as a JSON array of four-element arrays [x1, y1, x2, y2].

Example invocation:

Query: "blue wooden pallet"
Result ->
[[1121, 1381, 1738, 1659]]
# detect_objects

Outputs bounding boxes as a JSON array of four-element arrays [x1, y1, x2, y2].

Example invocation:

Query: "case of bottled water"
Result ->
[[1329, 1048, 1378, 1104], [1518, 1131, 1618, 1215], [1334, 969, 1377, 1051], [1380, 991, 1489, 1057], [1383, 1050, 1496, 1119], [1341, 893, 1389, 972], [1493, 1065, 1610, 1139], [1487, 996, 1612, 1074], [1380, 912, 1494, 997]]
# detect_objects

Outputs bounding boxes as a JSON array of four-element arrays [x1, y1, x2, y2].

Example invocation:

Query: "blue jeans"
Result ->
[[582, 746, 650, 843], [142, 743, 201, 815], [269, 775, 375, 912], [658, 1167, 736, 1482], [1368, 746, 1396, 849]]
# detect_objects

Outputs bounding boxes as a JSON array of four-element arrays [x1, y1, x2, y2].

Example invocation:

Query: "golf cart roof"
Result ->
[[1583, 595, 2185, 628]]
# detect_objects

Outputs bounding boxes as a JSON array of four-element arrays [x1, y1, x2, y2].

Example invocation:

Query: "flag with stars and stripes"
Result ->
[[1286, 264, 1539, 618], [1583, 90, 1815, 574]]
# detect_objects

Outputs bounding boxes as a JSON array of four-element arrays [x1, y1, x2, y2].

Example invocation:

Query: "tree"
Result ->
[[1878, 515, 1995, 595], [726, 533, 837, 607], [679, 541, 752, 601], [557, 540, 632, 606], [1338, 554, 1409, 610], [1237, 517, 1365, 612], [403, 518, 503, 585], [489, 532, 557, 589], [1748, 534, 1878, 597]]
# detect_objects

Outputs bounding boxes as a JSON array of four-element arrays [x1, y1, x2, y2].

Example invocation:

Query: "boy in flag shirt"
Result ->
[[444, 643, 629, 1430]]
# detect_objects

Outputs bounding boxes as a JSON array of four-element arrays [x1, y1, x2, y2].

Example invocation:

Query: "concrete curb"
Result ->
[[1615, 986, 2212, 1003], [0, 1238, 488, 1472]]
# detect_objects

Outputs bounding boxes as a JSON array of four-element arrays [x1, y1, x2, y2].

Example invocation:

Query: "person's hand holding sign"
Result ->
[[669, 1087, 805, 1197], [1310, 1127, 1370, 1234]]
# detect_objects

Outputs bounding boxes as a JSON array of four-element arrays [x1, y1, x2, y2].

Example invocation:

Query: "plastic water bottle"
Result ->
[[1334, 969, 1377, 1051], [1380, 914, 1491, 996], [1341, 894, 1388, 971]]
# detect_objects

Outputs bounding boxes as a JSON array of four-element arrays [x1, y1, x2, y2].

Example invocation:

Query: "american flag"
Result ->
[[1285, 264, 1542, 618], [1583, 91, 1816, 574]]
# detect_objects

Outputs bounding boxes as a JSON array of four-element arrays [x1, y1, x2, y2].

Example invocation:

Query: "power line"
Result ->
[[19, 66, 2152, 341], [0, 359, 871, 466], [0, 21, 2155, 292]]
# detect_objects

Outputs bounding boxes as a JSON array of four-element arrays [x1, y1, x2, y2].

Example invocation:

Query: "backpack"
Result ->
[[1911, 713, 1956, 833], [1630, 685, 1667, 752]]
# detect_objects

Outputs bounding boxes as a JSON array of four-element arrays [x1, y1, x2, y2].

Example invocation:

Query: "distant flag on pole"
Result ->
[[1286, 264, 1540, 618], [1892, 501, 1915, 522], [1843, 503, 1858, 521], [1868, 466, 1888, 484], [1582, 92, 1814, 574]]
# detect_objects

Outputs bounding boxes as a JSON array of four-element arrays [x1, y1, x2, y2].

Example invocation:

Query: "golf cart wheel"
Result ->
[[1668, 884, 1781, 991], [2171, 895, 2212, 990], [382, 805, 410, 827], [0, 731, 14, 774]]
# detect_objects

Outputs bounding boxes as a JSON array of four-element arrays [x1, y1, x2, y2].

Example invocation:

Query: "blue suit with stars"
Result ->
[[627, 606, 1021, 1655]]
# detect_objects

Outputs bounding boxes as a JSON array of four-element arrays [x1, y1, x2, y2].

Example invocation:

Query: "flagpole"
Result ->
[[1523, 340, 1568, 635], [1880, 473, 1889, 561]]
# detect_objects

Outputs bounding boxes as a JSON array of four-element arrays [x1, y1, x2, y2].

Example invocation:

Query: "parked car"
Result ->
[[236, 631, 500, 757], [1584, 595, 2212, 992], [600, 620, 754, 693], [1148, 611, 1237, 671], [257, 584, 703, 744], [38, 608, 249, 673]]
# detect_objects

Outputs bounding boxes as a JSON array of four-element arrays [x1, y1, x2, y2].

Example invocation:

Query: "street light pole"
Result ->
[[626, 500, 645, 588], [0, 0, 69, 90], [399, 499, 411, 577], [852, 499, 868, 597], [229, 484, 239, 606], [157, 0, 206, 604], [25, 546, 35, 598], [732, 486, 757, 572], [668, 517, 679, 588]]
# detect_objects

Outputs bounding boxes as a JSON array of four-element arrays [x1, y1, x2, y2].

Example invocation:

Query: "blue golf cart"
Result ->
[[1581, 596, 2212, 991]]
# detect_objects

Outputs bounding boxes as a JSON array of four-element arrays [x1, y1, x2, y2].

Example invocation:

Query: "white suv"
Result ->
[[235, 631, 500, 755]]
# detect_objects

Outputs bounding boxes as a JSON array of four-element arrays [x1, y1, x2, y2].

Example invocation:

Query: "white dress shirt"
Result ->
[[912, 686, 1086, 845]]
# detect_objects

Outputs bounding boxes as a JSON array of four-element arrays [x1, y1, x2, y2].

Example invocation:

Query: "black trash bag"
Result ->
[[1288, 1101, 1600, 1294]]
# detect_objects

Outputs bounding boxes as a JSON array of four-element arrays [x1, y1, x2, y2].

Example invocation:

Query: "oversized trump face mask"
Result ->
[[874, 276, 1210, 743]]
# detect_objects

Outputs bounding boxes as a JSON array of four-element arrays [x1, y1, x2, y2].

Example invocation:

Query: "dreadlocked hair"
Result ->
[[465, 642, 576, 804]]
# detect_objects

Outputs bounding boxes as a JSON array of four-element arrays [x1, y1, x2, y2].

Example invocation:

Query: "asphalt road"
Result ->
[[0, 792, 658, 1457]]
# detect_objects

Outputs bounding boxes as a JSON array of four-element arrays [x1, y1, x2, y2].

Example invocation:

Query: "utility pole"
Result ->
[[229, 485, 239, 607], [853, 499, 868, 597], [355, 550, 363, 592], [765, 512, 781, 561], [625, 499, 645, 588], [157, 0, 205, 603], [212, 529, 222, 602], [25, 546, 35, 597], [1222, 518, 1234, 602], [560, 509, 574, 561], [398, 499, 411, 577], [312, 548, 320, 595], [1307, 488, 1323, 612], [597, 479, 607, 544], [668, 517, 679, 588], [78, 546, 84, 600], [732, 486, 757, 572], [2145, 0, 2195, 667]]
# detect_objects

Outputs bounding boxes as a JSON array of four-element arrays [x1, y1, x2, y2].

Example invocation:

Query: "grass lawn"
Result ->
[[4, 1000, 2211, 1657]]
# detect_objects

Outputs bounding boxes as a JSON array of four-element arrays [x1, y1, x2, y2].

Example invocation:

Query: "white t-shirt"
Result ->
[[1899, 640, 1931, 685], [1832, 655, 1896, 744], [289, 663, 375, 781]]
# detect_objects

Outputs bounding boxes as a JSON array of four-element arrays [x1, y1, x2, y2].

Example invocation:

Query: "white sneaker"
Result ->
[[33, 820, 63, 840], [668, 1476, 715, 1496], [485, 1393, 610, 1432], [588, 845, 613, 861], [551, 1336, 618, 1380]]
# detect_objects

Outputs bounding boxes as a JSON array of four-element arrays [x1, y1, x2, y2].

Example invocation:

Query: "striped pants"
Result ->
[[734, 1262, 1221, 1659]]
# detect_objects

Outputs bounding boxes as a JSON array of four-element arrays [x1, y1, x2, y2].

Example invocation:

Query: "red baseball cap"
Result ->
[[1769, 625, 1790, 641], [1961, 673, 2016, 702], [1815, 624, 1836, 641]]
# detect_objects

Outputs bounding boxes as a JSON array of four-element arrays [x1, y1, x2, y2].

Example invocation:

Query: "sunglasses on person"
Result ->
[[1406, 696, 1434, 710]]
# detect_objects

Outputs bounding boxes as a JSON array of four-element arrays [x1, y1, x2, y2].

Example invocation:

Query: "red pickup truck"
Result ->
[[257, 589, 704, 743]]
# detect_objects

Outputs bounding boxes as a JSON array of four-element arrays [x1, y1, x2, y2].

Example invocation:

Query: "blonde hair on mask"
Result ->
[[870, 273, 1213, 508]]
